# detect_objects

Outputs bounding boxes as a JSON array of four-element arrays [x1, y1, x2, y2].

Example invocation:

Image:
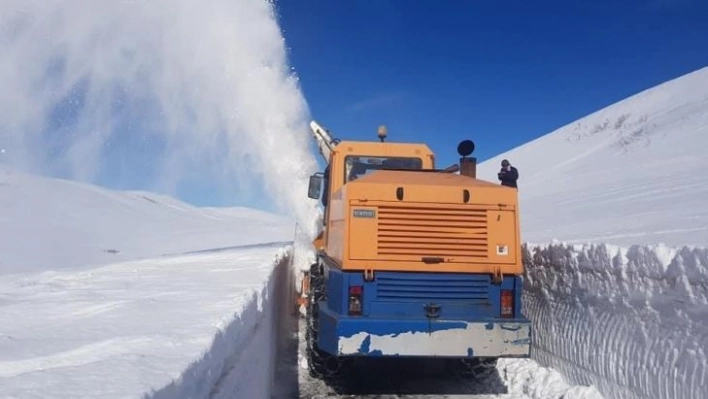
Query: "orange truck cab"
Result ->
[[302, 120, 531, 378]]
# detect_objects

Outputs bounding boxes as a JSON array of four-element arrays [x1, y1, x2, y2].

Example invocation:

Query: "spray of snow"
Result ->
[[523, 243, 708, 399], [0, 0, 322, 249]]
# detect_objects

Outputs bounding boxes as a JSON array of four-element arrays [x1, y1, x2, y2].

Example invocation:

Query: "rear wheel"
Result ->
[[451, 357, 498, 380], [305, 260, 348, 379]]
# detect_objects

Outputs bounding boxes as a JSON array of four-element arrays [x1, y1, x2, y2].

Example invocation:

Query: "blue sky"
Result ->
[[276, 0, 708, 169], [8, 1, 707, 212]]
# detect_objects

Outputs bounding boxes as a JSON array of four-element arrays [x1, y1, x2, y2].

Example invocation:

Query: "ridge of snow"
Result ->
[[477, 66, 708, 248], [0, 166, 294, 275]]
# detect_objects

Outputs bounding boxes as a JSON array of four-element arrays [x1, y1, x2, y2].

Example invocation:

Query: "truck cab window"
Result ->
[[344, 156, 423, 183]]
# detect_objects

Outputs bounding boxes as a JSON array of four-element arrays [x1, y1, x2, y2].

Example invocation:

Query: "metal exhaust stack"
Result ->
[[457, 139, 477, 178], [460, 156, 477, 178]]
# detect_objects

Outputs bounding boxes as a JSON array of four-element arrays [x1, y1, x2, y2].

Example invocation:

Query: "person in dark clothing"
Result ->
[[497, 159, 518, 188]]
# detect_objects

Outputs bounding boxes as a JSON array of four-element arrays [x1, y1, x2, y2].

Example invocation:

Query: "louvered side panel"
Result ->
[[377, 205, 488, 260]]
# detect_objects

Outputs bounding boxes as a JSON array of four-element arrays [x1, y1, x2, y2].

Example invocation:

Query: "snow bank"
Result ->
[[522, 242, 708, 399], [497, 358, 604, 399], [0, 244, 295, 399], [151, 247, 296, 399]]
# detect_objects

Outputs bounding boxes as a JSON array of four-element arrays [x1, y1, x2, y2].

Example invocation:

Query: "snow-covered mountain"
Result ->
[[0, 166, 294, 275], [477, 66, 708, 248]]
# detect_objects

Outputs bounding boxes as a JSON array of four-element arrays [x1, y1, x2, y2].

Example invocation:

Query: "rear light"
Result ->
[[501, 290, 513, 318], [348, 285, 363, 316]]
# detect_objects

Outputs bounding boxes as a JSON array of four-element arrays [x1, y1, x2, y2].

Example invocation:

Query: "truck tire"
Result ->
[[305, 261, 346, 379], [451, 357, 498, 380]]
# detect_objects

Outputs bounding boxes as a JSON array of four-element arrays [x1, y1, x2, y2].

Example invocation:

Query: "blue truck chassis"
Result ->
[[305, 257, 532, 378]]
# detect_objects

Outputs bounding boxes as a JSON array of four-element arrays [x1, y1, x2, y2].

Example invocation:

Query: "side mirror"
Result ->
[[308, 173, 324, 199]]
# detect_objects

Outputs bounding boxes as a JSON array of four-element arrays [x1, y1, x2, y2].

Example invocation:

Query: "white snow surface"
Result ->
[[0, 245, 294, 399], [0, 165, 303, 398], [0, 166, 295, 275], [477, 66, 708, 248]]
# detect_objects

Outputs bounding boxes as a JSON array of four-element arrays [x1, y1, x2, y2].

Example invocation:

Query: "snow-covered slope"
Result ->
[[477, 67, 708, 248], [0, 166, 294, 275], [0, 246, 293, 399], [0, 166, 300, 398]]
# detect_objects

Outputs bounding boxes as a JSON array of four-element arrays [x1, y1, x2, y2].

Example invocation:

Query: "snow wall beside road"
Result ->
[[149, 242, 707, 399], [148, 248, 295, 399], [522, 243, 708, 399]]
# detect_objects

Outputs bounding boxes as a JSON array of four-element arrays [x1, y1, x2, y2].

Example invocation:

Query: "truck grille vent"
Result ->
[[376, 205, 488, 259], [375, 272, 490, 302]]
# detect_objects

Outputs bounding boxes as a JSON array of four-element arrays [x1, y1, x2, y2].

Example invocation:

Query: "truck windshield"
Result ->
[[344, 156, 423, 182]]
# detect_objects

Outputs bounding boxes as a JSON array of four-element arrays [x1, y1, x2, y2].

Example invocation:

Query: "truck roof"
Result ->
[[350, 169, 504, 189], [334, 140, 434, 159], [345, 169, 519, 206]]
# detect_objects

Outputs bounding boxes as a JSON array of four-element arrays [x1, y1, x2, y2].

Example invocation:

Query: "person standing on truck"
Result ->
[[497, 159, 518, 188]]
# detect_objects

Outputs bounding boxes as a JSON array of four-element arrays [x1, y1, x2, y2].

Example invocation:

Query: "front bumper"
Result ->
[[316, 303, 531, 358]]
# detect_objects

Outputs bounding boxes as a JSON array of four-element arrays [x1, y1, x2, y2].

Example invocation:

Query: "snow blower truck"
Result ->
[[300, 120, 531, 378]]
